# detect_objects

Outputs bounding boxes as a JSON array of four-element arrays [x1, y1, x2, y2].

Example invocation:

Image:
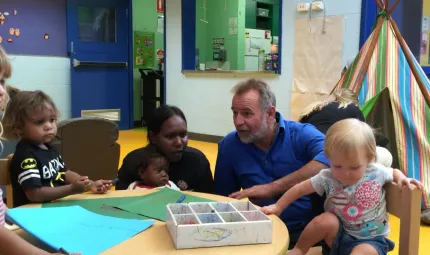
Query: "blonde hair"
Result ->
[[324, 118, 376, 161], [0, 85, 20, 112], [0, 46, 11, 80], [2, 90, 59, 140], [0, 46, 12, 153], [0, 46, 12, 111], [299, 88, 359, 120]]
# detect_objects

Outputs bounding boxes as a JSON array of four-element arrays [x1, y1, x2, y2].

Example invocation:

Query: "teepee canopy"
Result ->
[[332, 0, 430, 208]]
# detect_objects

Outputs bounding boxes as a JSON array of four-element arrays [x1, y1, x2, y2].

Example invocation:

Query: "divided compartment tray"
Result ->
[[166, 201, 273, 249]]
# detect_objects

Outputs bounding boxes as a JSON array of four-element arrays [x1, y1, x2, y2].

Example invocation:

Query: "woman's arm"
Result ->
[[0, 226, 81, 254], [196, 156, 215, 194], [0, 226, 52, 255]]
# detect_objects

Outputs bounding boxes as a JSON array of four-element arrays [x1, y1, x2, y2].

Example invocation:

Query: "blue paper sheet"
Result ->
[[7, 206, 155, 255]]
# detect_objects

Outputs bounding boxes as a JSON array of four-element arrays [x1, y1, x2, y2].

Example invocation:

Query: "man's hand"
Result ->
[[71, 176, 91, 194], [261, 204, 282, 217], [229, 183, 278, 203], [90, 180, 112, 194], [229, 161, 325, 202]]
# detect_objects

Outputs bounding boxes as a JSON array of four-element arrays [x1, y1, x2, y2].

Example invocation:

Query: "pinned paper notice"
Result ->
[[157, 15, 164, 34], [421, 32, 428, 55], [423, 16, 429, 31]]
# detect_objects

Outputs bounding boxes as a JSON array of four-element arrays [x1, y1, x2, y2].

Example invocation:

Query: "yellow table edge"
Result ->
[[15, 189, 290, 255]]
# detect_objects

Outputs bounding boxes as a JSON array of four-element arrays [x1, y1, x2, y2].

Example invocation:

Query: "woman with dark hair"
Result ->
[[115, 105, 215, 193]]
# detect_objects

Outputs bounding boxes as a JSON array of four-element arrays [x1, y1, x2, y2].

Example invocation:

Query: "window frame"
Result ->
[[181, 0, 283, 73]]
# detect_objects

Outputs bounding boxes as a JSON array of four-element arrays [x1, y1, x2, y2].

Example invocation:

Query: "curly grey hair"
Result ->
[[231, 79, 276, 111]]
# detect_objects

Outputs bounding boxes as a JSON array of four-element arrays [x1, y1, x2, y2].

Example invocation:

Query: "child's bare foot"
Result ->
[[287, 248, 306, 255]]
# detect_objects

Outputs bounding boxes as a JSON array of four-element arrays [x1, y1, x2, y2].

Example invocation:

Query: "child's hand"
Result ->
[[90, 180, 112, 194], [261, 204, 282, 216], [71, 176, 91, 193], [398, 177, 424, 191]]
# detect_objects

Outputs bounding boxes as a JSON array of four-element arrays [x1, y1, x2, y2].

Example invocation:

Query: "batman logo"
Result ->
[[21, 158, 37, 169]]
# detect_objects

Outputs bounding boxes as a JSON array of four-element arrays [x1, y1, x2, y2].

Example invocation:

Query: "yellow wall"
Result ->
[[420, 0, 430, 66]]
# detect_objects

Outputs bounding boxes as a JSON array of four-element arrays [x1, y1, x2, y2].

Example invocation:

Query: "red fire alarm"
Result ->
[[157, 0, 164, 13]]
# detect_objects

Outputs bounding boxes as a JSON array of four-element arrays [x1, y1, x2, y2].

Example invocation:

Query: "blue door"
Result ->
[[66, 0, 132, 129]]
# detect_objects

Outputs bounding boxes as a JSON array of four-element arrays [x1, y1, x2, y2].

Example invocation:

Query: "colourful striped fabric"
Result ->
[[0, 189, 4, 225], [334, 18, 430, 208]]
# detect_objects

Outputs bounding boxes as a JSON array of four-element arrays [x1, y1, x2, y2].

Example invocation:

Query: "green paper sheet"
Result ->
[[42, 196, 150, 220], [104, 188, 215, 221]]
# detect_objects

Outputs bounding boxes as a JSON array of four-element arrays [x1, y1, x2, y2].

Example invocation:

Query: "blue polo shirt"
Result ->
[[214, 112, 329, 230]]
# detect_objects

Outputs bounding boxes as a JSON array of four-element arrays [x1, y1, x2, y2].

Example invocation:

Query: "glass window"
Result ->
[[77, 6, 117, 43], [194, 0, 280, 72]]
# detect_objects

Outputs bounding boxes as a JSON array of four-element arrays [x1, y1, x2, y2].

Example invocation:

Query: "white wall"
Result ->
[[165, 0, 362, 137], [7, 55, 71, 120]]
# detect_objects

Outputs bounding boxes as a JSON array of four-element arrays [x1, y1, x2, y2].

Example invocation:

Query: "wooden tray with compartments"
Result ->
[[165, 201, 273, 249]]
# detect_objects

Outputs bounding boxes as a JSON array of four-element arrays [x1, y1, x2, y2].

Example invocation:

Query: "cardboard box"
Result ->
[[166, 201, 273, 249]]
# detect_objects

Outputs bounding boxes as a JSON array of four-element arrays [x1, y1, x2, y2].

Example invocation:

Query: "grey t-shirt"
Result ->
[[311, 163, 393, 239]]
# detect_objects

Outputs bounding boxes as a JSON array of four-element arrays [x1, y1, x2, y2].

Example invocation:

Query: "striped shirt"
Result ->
[[10, 140, 68, 207], [0, 189, 5, 225]]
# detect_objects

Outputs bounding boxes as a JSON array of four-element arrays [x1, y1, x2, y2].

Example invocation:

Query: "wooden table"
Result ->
[[16, 189, 290, 255]]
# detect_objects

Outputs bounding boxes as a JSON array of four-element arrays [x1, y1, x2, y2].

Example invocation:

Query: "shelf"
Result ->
[[257, 15, 272, 19], [182, 70, 279, 78], [256, 1, 273, 6]]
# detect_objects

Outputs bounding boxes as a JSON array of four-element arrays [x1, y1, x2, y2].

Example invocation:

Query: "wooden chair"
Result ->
[[52, 117, 120, 181], [0, 154, 13, 208], [305, 182, 421, 255]]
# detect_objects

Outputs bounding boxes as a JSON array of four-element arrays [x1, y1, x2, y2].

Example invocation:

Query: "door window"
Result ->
[[77, 6, 117, 43]]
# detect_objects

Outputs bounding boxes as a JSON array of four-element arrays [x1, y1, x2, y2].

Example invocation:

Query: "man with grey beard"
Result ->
[[214, 79, 329, 249]]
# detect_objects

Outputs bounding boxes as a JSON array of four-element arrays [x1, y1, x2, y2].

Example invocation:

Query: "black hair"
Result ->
[[138, 144, 169, 172], [147, 105, 187, 143]]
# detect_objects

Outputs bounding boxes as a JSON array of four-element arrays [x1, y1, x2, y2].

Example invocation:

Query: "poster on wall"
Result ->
[[229, 17, 238, 35], [157, 16, 164, 34], [134, 31, 155, 68], [157, 0, 164, 13], [212, 38, 224, 49], [212, 38, 224, 61], [291, 16, 344, 120], [0, 0, 66, 56], [423, 16, 429, 32]]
